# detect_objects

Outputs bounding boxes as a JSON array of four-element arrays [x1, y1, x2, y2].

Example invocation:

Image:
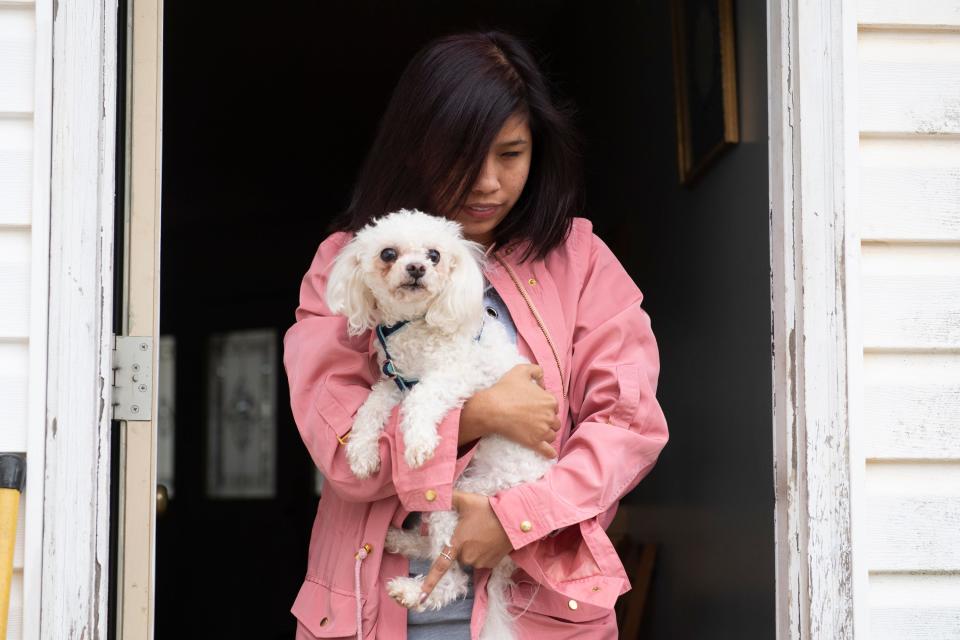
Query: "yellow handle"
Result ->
[[0, 487, 20, 640]]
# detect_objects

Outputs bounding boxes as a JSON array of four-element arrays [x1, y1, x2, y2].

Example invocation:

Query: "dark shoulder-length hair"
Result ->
[[329, 30, 585, 263]]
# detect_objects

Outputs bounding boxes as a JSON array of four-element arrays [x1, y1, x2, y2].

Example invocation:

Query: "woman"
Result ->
[[283, 30, 669, 639]]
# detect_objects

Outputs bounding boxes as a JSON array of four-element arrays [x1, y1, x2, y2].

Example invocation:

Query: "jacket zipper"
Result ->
[[492, 252, 567, 399]]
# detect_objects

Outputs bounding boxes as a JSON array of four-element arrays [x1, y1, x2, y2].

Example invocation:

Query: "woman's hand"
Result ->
[[418, 490, 513, 602], [458, 364, 560, 458]]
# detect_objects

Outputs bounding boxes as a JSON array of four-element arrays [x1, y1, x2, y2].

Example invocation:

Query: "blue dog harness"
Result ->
[[375, 320, 421, 392], [375, 318, 487, 393]]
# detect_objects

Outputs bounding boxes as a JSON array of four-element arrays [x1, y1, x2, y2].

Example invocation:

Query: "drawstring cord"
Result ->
[[354, 543, 371, 640], [508, 580, 540, 621]]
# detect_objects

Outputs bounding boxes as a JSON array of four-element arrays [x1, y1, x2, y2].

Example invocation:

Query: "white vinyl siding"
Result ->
[[858, 4, 960, 638], [0, 1, 43, 638]]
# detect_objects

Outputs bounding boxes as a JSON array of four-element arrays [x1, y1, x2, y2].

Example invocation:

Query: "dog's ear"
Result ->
[[425, 239, 486, 334], [325, 237, 379, 335]]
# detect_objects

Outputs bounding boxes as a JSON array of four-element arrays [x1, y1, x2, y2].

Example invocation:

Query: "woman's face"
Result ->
[[445, 112, 532, 246]]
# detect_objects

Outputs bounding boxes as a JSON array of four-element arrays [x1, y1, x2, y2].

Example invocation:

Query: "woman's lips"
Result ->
[[461, 204, 501, 220]]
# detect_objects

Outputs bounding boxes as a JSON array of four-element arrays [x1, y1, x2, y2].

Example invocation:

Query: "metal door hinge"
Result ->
[[112, 335, 154, 420]]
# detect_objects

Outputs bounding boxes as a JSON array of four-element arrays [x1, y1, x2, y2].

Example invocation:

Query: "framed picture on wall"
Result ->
[[671, 0, 739, 185]]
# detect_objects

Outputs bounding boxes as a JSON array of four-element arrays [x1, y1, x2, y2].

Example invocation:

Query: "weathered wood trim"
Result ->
[[768, 0, 864, 637], [41, 0, 117, 637], [24, 0, 51, 637]]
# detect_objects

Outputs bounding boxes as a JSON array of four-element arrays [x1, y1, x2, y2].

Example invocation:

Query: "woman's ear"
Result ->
[[325, 238, 379, 335], [425, 240, 486, 334]]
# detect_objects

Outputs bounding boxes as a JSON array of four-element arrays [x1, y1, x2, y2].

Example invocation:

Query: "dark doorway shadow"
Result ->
[[156, 1, 773, 638]]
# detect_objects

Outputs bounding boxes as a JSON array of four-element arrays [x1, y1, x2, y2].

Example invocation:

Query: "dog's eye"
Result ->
[[380, 248, 398, 262], [427, 249, 440, 265]]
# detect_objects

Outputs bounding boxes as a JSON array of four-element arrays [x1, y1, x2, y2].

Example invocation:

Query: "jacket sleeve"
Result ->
[[488, 230, 670, 549], [282, 231, 470, 510]]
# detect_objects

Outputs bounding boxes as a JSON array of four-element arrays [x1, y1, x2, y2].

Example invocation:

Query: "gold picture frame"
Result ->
[[671, 0, 740, 185]]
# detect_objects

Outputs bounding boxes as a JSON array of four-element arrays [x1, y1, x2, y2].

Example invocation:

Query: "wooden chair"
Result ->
[[608, 508, 658, 639], [613, 536, 658, 638]]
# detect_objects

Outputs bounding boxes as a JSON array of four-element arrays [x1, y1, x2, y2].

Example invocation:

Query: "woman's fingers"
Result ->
[[527, 364, 545, 388], [419, 542, 458, 605], [537, 441, 558, 459], [418, 491, 466, 604], [485, 363, 563, 454]]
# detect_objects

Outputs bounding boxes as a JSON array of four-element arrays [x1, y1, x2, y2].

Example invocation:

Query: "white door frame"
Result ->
[[38, 0, 863, 637], [767, 0, 864, 638], [40, 0, 118, 636], [40, 0, 164, 635], [114, 0, 163, 637]]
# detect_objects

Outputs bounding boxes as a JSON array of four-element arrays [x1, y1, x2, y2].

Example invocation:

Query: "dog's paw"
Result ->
[[387, 576, 425, 610], [345, 437, 381, 479], [403, 429, 440, 468]]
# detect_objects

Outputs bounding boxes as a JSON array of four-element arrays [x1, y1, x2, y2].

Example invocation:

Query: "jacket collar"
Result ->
[[481, 241, 567, 399]]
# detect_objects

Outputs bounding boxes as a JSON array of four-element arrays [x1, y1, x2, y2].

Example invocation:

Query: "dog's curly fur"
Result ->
[[325, 208, 555, 639]]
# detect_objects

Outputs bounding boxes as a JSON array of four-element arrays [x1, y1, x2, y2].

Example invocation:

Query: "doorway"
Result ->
[[154, 1, 773, 638]]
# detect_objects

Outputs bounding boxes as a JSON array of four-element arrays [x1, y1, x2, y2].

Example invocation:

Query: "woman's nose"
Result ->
[[472, 158, 500, 194]]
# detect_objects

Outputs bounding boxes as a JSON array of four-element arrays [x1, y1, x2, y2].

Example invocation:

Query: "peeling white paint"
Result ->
[[769, 0, 861, 638], [40, 0, 117, 638]]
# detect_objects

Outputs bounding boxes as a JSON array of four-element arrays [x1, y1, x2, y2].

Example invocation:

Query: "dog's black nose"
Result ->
[[406, 263, 426, 279]]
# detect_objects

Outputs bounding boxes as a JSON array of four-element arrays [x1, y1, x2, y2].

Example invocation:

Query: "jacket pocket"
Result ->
[[609, 363, 641, 427], [313, 384, 355, 442], [509, 580, 612, 624], [291, 576, 368, 639]]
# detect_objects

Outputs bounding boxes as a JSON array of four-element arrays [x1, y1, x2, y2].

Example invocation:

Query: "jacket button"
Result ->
[[568, 599, 578, 611], [319, 617, 329, 626], [519, 520, 533, 532], [528, 278, 537, 286], [424, 489, 437, 502]]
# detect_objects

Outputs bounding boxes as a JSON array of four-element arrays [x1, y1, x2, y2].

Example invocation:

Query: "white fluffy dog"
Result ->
[[325, 208, 555, 639]]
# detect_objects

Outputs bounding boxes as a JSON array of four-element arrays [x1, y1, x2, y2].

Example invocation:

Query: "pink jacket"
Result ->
[[282, 217, 669, 639]]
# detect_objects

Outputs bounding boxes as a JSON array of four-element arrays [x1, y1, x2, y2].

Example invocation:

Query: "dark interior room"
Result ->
[[154, 1, 774, 637]]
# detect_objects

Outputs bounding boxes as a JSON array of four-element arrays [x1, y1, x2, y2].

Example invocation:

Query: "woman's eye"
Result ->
[[380, 248, 398, 262], [427, 249, 441, 264], [501, 151, 521, 158]]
